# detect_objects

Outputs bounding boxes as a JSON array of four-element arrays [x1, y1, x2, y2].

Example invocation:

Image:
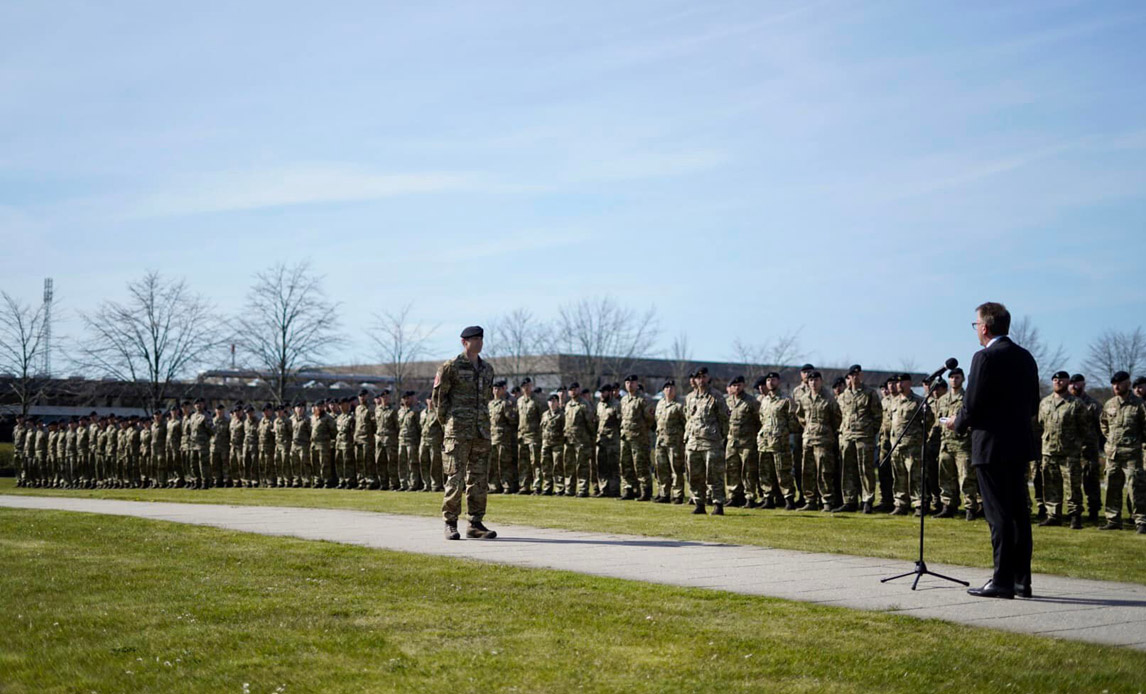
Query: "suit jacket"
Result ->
[[954, 336, 1040, 467]]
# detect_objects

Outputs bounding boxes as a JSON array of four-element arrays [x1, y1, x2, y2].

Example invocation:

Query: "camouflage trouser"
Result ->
[[595, 440, 620, 496], [376, 441, 400, 489], [839, 438, 876, 505], [313, 443, 335, 484], [938, 443, 969, 508], [166, 445, 181, 480], [488, 443, 514, 492], [441, 437, 490, 523], [244, 443, 258, 481], [1081, 446, 1102, 516], [1042, 453, 1083, 520], [687, 447, 726, 506], [275, 446, 292, 481], [655, 442, 685, 501], [1031, 457, 1044, 511], [925, 438, 942, 507], [291, 445, 312, 483], [758, 446, 795, 502], [335, 446, 356, 483], [400, 443, 419, 489], [620, 438, 651, 496], [355, 441, 376, 482], [562, 442, 591, 496], [539, 442, 562, 494], [725, 443, 758, 503], [1104, 448, 1146, 527], [181, 447, 191, 480], [801, 443, 838, 508], [259, 448, 274, 482], [420, 438, 444, 491], [878, 432, 894, 505], [892, 443, 923, 510], [228, 446, 243, 483], [791, 433, 804, 500], [211, 444, 228, 483], [519, 440, 540, 492], [188, 448, 209, 484]]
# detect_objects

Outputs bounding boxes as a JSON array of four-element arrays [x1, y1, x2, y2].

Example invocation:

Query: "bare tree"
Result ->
[[731, 329, 803, 382], [77, 272, 224, 411], [731, 337, 766, 384], [765, 329, 803, 369], [233, 262, 343, 404], [0, 291, 49, 416], [898, 356, 919, 374], [1084, 327, 1146, 383], [1010, 316, 1069, 386], [485, 307, 553, 381], [370, 303, 437, 394], [554, 296, 659, 388], [668, 332, 694, 390]]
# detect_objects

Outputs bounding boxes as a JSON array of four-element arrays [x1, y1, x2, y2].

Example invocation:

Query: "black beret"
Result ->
[[493, 379, 507, 388], [800, 363, 814, 372], [847, 364, 862, 375], [568, 382, 580, 390], [599, 383, 613, 391], [90, 411, 99, 417], [1070, 373, 1085, 383], [832, 377, 846, 388], [624, 374, 639, 382], [766, 371, 780, 380], [193, 397, 205, 404], [215, 402, 226, 409], [245, 405, 255, 411], [556, 384, 566, 391], [899, 373, 913, 381], [403, 390, 416, 398], [547, 393, 560, 401], [1052, 370, 1070, 380], [949, 367, 964, 377], [1112, 370, 1131, 384], [730, 375, 745, 385], [520, 377, 532, 386], [460, 325, 484, 339], [1133, 376, 1146, 388], [261, 402, 272, 410], [381, 388, 392, 395], [695, 367, 709, 376], [359, 389, 369, 396], [753, 376, 766, 388], [510, 386, 521, 394], [154, 410, 164, 416], [931, 377, 947, 389], [662, 380, 675, 389]]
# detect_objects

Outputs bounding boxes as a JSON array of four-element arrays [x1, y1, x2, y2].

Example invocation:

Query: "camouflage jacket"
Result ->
[[890, 391, 934, 444], [1037, 393, 1087, 457], [725, 392, 760, 447], [685, 388, 729, 451], [274, 415, 292, 449], [540, 408, 565, 447], [620, 393, 656, 442], [188, 411, 213, 450], [655, 397, 686, 447], [292, 414, 311, 447], [563, 398, 596, 446], [795, 390, 841, 447], [935, 389, 970, 450], [420, 406, 443, 446], [212, 415, 231, 450], [837, 384, 882, 442], [335, 412, 354, 448], [432, 354, 495, 441], [311, 412, 336, 446], [488, 397, 516, 446], [375, 405, 399, 445], [354, 403, 375, 443], [398, 405, 420, 445], [596, 398, 621, 443], [1100, 393, 1146, 456], [516, 394, 543, 445]]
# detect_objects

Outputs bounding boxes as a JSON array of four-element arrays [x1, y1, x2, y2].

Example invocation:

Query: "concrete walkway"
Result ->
[[2, 494, 1144, 651]]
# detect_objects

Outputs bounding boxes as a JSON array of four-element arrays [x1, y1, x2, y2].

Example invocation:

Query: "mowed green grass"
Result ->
[[2, 509, 1144, 694], [3, 478, 1142, 585]]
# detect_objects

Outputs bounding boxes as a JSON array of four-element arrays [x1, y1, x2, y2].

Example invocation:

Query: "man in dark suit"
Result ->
[[946, 302, 1040, 599]]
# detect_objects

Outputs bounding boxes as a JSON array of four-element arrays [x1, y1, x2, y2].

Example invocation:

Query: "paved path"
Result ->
[[3, 495, 1144, 651]]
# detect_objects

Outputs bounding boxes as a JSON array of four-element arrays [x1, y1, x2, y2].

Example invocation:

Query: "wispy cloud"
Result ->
[[120, 164, 537, 219]]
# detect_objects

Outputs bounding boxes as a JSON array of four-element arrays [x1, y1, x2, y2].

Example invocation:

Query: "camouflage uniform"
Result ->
[[181, 413, 193, 484], [64, 424, 78, 485], [837, 383, 883, 507], [12, 422, 26, 485], [596, 396, 622, 497], [398, 403, 422, 490], [76, 422, 90, 485], [1099, 392, 1146, 529], [166, 416, 183, 485], [354, 401, 377, 487], [1076, 391, 1104, 518], [488, 396, 517, 493], [257, 414, 276, 486], [654, 396, 687, 502], [311, 409, 336, 487], [620, 391, 656, 499], [433, 353, 495, 523], [419, 404, 444, 492], [375, 403, 400, 490], [563, 396, 596, 496], [187, 409, 212, 487], [274, 413, 293, 486], [725, 391, 760, 505], [757, 392, 798, 505], [335, 408, 356, 487], [685, 388, 730, 506], [291, 411, 313, 486], [890, 390, 934, 511], [795, 388, 842, 509], [243, 414, 259, 484], [212, 412, 231, 486], [226, 415, 243, 486], [516, 393, 543, 493], [935, 387, 978, 512], [1037, 392, 1088, 521], [139, 424, 151, 483], [539, 406, 564, 495]]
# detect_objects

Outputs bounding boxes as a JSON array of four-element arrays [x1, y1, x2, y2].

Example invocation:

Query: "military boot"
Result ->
[[831, 502, 858, 513], [444, 522, 460, 541], [1070, 515, 1083, 530], [467, 521, 497, 539], [712, 503, 724, 516], [691, 502, 707, 515], [935, 505, 956, 519]]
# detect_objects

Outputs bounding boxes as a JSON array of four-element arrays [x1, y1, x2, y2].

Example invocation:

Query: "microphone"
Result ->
[[923, 358, 958, 384]]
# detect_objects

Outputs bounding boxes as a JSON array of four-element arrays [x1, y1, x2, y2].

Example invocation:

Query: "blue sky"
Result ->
[[2, 0, 1144, 375]]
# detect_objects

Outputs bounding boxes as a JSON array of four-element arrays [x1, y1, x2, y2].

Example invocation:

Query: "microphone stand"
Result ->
[[880, 387, 968, 590]]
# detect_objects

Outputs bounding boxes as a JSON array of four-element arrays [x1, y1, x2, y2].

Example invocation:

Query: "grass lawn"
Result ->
[[1, 478, 1142, 585], [2, 509, 1144, 694]]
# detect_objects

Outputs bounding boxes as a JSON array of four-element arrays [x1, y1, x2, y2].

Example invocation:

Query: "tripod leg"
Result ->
[[881, 570, 919, 584]]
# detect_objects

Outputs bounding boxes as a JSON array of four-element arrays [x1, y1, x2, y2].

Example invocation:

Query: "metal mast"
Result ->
[[41, 278, 53, 377]]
